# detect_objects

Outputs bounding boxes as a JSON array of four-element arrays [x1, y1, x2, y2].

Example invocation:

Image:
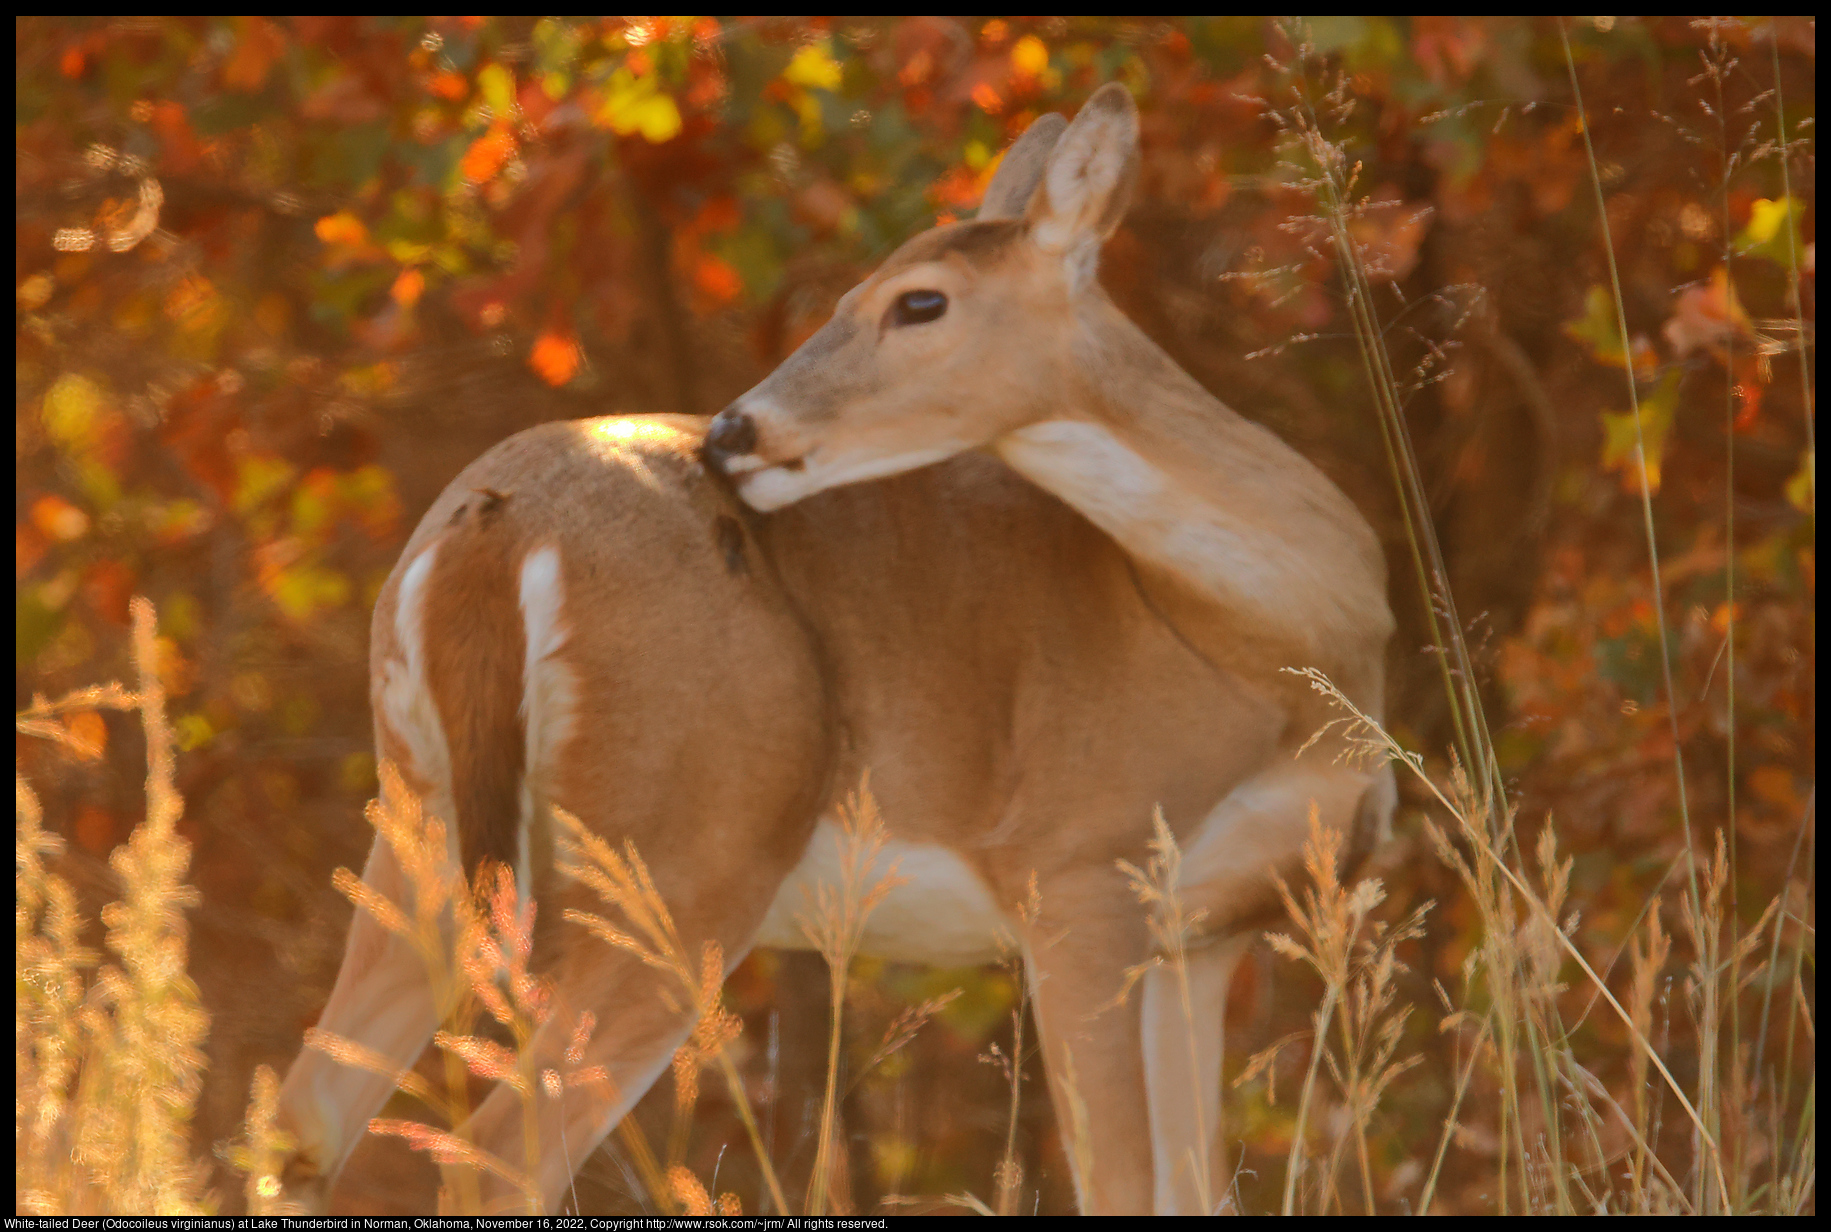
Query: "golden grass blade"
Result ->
[[303, 1028, 439, 1105], [799, 775, 906, 1216]]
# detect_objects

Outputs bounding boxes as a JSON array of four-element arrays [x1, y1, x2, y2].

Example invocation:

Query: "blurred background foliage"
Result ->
[[16, 15, 1814, 1215]]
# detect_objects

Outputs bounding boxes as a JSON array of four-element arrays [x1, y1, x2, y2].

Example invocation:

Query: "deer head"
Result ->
[[703, 83, 1141, 510]]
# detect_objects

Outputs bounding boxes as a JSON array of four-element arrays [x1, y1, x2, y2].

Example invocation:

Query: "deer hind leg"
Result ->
[[446, 777, 831, 1216], [276, 543, 463, 1209], [273, 792, 455, 1209], [1177, 759, 1396, 934], [446, 933, 705, 1214], [1146, 758, 1395, 1215], [1142, 930, 1250, 1214]]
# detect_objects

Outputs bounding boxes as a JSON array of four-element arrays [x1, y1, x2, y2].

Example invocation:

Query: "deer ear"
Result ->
[[1026, 83, 1139, 270], [978, 113, 1069, 220]]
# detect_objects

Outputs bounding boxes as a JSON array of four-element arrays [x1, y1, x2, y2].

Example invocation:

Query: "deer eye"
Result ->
[[888, 289, 948, 328]]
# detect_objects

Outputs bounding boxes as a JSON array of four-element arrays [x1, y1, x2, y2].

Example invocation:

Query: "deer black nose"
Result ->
[[702, 407, 758, 473]]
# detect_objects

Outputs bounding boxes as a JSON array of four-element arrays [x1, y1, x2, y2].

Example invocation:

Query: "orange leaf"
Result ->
[[529, 331, 581, 387], [65, 711, 108, 760], [1748, 765, 1802, 814], [391, 268, 426, 309], [17, 524, 47, 578], [314, 211, 370, 248], [460, 123, 516, 185], [427, 70, 469, 102], [30, 494, 90, 542], [971, 81, 1004, 114], [693, 255, 743, 306]]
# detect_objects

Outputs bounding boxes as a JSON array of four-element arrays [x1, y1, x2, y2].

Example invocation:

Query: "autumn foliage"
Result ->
[[16, 16, 1813, 1216]]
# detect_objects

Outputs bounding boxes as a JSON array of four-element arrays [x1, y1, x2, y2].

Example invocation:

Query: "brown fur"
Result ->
[[424, 494, 528, 877]]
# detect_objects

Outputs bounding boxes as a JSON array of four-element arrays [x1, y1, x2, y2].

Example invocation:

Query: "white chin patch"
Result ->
[[735, 442, 969, 512], [735, 466, 820, 511], [718, 452, 768, 476]]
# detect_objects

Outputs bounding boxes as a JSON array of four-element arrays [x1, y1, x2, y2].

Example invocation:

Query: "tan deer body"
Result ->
[[277, 86, 1394, 1216]]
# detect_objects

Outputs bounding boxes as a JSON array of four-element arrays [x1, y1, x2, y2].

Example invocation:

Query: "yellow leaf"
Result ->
[[597, 69, 682, 143], [1784, 449, 1814, 513], [783, 41, 843, 92], [1565, 284, 1624, 365], [42, 373, 106, 451], [1011, 35, 1049, 77], [1736, 196, 1806, 265], [1743, 197, 1792, 245], [477, 63, 516, 118]]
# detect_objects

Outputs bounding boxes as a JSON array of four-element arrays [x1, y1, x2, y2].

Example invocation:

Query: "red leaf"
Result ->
[[223, 17, 285, 92], [693, 254, 742, 307], [529, 331, 581, 387]]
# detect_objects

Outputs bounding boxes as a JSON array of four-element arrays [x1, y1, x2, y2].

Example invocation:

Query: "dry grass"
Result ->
[[13, 610, 1815, 1217], [1269, 667, 1813, 1215], [16, 598, 210, 1214], [786, 776, 907, 1215]]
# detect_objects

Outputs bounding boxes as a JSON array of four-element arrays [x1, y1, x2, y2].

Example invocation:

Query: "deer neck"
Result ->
[[993, 298, 1392, 687]]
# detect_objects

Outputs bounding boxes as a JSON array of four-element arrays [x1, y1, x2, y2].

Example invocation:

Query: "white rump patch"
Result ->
[[378, 544, 458, 845], [754, 819, 1012, 966], [518, 545, 577, 905]]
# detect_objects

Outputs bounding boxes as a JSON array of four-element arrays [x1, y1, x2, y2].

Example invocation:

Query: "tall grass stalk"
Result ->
[[15, 597, 211, 1215], [1276, 22, 1501, 824], [990, 876, 1041, 1216], [1559, 19, 1700, 893], [1256, 804, 1425, 1214], [1687, 20, 1771, 1206], [223, 1065, 298, 1215], [1769, 24, 1815, 506], [1279, 23, 1582, 1207], [792, 778, 908, 1216], [1292, 668, 1745, 1211], [1759, 27, 1816, 1205], [990, 996, 1028, 1216]]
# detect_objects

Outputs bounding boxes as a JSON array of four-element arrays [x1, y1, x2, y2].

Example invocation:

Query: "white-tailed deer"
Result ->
[[276, 84, 1393, 1216]]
